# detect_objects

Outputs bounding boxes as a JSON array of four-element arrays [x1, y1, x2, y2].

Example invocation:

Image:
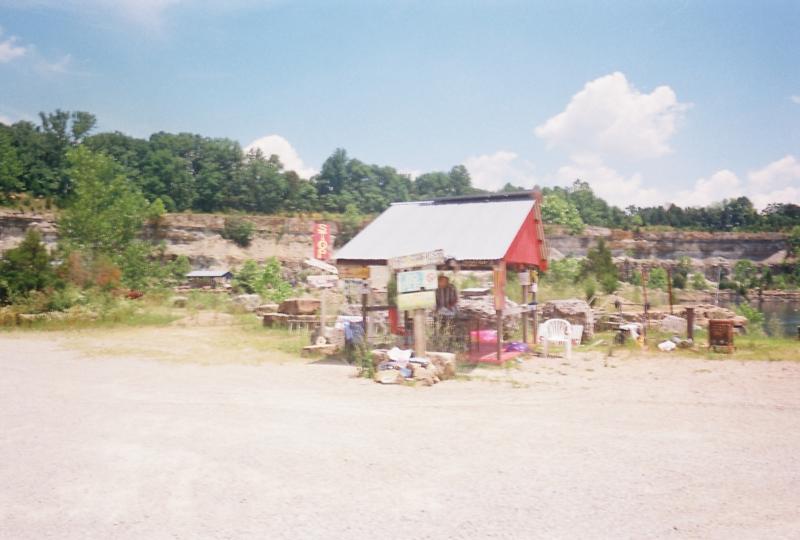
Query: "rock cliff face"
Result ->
[[146, 213, 338, 268], [0, 210, 338, 269], [0, 210, 58, 253], [547, 226, 788, 262], [0, 210, 789, 269]]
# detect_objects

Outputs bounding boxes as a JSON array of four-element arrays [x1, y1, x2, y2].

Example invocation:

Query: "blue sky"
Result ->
[[1, 0, 798, 208]]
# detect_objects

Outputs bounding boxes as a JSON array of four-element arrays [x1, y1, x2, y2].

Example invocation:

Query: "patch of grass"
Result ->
[[185, 290, 234, 312], [585, 328, 800, 362], [234, 314, 310, 356]]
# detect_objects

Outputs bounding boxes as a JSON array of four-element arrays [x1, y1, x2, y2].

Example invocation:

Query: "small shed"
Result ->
[[335, 191, 549, 362], [335, 191, 548, 272], [186, 269, 233, 289]]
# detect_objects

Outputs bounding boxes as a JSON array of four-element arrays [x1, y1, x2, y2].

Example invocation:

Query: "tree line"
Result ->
[[2, 109, 799, 233]]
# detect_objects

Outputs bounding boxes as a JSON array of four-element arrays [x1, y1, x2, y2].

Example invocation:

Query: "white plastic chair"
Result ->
[[539, 318, 572, 359]]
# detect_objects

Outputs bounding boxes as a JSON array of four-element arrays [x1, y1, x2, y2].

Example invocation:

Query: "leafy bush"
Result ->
[[690, 272, 709, 290], [733, 259, 757, 289], [583, 277, 597, 301], [0, 229, 55, 304], [542, 194, 584, 235], [647, 267, 668, 290], [600, 273, 619, 294], [222, 217, 255, 247], [545, 257, 581, 284], [736, 302, 764, 334], [232, 258, 293, 301]]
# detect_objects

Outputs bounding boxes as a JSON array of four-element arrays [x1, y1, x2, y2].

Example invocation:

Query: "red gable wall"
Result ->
[[503, 207, 548, 271]]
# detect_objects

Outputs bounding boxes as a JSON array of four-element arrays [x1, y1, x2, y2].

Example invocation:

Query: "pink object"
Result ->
[[470, 329, 498, 344]]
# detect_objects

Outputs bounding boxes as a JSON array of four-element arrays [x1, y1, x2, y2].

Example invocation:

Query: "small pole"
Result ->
[[686, 307, 695, 341], [666, 267, 674, 315], [641, 268, 649, 343], [413, 309, 426, 358], [361, 287, 368, 339], [521, 281, 529, 344]]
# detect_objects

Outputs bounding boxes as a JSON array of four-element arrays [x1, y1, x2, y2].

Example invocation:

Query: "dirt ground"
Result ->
[[1, 326, 799, 540]]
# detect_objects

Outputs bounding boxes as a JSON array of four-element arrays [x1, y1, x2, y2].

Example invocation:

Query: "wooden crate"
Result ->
[[708, 319, 735, 353]]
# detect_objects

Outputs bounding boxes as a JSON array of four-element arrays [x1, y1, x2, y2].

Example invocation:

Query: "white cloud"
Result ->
[[747, 155, 800, 209], [0, 32, 27, 62], [245, 134, 317, 179], [791, 95, 800, 105], [748, 155, 800, 190], [664, 155, 800, 210], [673, 169, 742, 207], [36, 53, 72, 74], [535, 72, 690, 161], [462, 150, 536, 191], [555, 155, 663, 207], [0, 115, 11, 125]]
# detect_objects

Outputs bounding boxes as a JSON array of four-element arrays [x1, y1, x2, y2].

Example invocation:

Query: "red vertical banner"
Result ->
[[312, 222, 332, 260]]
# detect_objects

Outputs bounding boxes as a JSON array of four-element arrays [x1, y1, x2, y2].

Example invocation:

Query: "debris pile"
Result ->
[[371, 348, 456, 386]]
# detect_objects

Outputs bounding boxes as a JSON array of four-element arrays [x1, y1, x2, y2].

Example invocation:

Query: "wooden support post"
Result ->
[[361, 289, 368, 339], [521, 283, 529, 344], [686, 307, 695, 341], [641, 268, 649, 343], [667, 267, 674, 315], [413, 309, 426, 358]]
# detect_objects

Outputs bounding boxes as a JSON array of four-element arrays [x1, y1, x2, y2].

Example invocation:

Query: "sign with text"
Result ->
[[338, 265, 370, 280], [304, 258, 338, 275], [397, 269, 438, 294], [312, 222, 332, 261], [388, 249, 445, 271], [397, 290, 436, 311]]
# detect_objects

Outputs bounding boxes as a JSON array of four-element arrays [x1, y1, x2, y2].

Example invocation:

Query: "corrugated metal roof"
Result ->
[[186, 270, 232, 278], [335, 198, 535, 262]]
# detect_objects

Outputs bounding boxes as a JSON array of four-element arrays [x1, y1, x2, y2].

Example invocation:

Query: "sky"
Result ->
[[0, 0, 798, 209]]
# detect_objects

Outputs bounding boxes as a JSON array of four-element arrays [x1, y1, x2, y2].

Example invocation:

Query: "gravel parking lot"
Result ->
[[2, 328, 799, 539]]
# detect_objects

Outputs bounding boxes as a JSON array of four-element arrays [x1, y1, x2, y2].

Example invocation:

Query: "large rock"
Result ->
[[456, 296, 520, 336], [412, 364, 437, 386], [279, 297, 321, 315], [233, 294, 263, 312], [541, 299, 594, 341], [426, 351, 456, 380], [255, 303, 280, 316]]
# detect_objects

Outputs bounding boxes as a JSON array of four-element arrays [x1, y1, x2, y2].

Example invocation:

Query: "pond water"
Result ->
[[721, 297, 800, 338]]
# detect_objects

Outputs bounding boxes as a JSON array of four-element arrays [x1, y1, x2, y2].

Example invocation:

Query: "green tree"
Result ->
[[733, 259, 757, 289], [541, 194, 584, 234], [647, 267, 668, 290], [788, 225, 800, 257], [0, 127, 24, 196], [59, 147, 149, 254], [0, 229, 55, 303], [232, 260, 262, 294], [222, 217, 255, 247]]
